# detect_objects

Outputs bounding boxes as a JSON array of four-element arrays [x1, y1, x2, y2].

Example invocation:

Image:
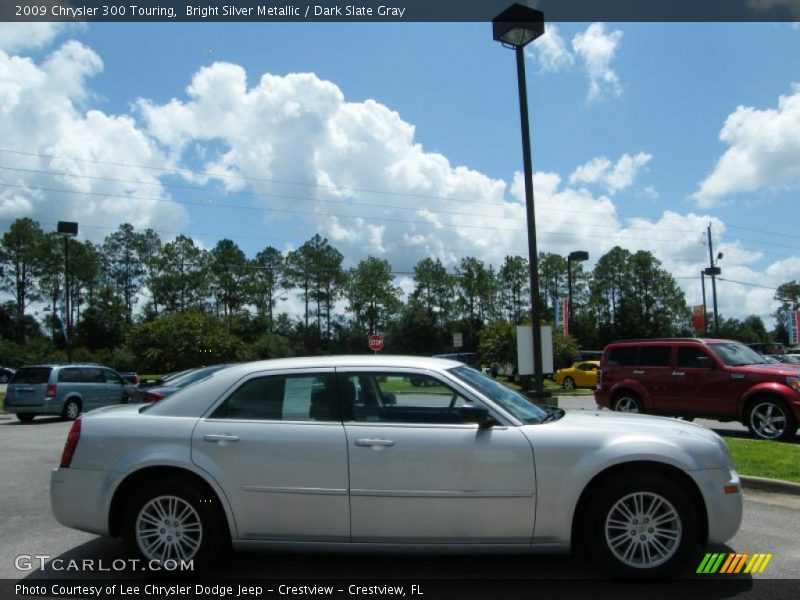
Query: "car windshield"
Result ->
[[709, 342, 771, 366], [449, 365, 547, 424]]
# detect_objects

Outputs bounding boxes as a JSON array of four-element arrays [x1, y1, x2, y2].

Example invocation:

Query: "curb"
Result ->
[[740, 475, 800, 496]]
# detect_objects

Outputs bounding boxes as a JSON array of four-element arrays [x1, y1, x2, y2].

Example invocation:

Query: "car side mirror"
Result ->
[[695, 356, 714, 369], [458, 405, 497, 428], [382, 392, 397, 405]]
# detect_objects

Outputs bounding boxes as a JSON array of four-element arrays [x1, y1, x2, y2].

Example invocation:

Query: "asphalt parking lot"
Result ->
[[1, 404, 799, 591]]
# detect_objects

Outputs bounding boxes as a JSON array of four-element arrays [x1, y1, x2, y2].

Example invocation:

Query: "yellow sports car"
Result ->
[[555, 360, 600, 390]]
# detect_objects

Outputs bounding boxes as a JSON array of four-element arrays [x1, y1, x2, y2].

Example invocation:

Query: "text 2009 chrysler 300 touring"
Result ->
[[51, 356, 742, 577]]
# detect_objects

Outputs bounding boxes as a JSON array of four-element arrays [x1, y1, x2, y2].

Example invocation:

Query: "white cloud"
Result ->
[[693, 83, 800, 207], [572, 23, 623, 101], [0, 40, 189, 240], [527, 25, 574, 72], [569, 152, 652, 194], [0, 23, 81, 53]]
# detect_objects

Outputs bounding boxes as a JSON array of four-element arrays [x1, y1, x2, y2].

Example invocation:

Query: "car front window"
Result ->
[[709, 342, 770, 366], [449, 365, 547, 424]]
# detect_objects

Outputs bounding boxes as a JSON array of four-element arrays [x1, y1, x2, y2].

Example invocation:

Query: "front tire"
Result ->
[[585, 473, 697, 578], [613, 392, 643, 414], [61, 399, 81, 421], [747, 399, 797, 441], [123, 480, 228, 568]]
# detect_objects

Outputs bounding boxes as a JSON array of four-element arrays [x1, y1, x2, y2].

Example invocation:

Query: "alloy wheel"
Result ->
[[749, 402, 788, 440], [604, 491, 682, 569], [135, 495, 203, 562]]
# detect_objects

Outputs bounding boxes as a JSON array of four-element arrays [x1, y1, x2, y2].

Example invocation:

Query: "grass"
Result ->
[[724, 437, 800, 484]]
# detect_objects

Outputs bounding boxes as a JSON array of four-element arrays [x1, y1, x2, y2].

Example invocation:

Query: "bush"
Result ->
[[126, 310, 248, 373]]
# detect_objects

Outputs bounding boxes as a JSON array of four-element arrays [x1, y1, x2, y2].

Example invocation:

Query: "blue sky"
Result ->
[[0, 20, 798, 323]]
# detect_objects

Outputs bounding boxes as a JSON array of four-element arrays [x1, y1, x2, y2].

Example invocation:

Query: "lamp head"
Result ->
[[492, 3, 545, 49]]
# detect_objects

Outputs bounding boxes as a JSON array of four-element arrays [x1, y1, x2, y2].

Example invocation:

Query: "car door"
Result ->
[[340, 368, 536, 544], [576, 362, 598, 388], [633, 345, 674, 413], [674, 345, 740, 417], [100, 369, 126, 405], [80, 367, 107, 410], [191, 369, 350, 541]]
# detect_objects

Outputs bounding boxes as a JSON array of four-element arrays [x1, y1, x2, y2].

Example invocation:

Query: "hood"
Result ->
[[555, 409, 722, 444], [732, 363, 800, 376]]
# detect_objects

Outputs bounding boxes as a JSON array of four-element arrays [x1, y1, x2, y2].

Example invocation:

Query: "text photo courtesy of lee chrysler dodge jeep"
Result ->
[[595, 338, 800, 441]]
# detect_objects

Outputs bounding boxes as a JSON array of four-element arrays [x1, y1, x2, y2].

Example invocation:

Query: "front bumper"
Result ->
[[50, 467, 111, 536], [694, 467, 743, 545]]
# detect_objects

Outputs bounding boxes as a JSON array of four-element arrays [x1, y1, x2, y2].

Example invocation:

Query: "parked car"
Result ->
[[0, 366, 15, 383], [595, 338, 800, 441], [51, 355, 741, 577], [128, 364, 232, 403], [5, 364, 137, 422], [118, 371, 140, 386], [554, 360, 600, 390], [774, 354, 800, 365], [746, 342, 786, 356]]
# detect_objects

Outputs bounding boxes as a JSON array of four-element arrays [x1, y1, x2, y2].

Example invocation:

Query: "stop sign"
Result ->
[[368, 335, 384, 351]]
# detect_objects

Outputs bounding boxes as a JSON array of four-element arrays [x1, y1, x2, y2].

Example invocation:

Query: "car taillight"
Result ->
[[146, 391, 167, 403], [45, 384, 57, 398], [132, 374, 139, 385], [60, 418, 81, 468], [597, 369, 603, 388]]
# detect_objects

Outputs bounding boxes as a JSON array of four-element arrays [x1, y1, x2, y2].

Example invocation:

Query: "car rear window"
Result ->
[[608, 346, 638, 366], [10, 367, 52, 384]]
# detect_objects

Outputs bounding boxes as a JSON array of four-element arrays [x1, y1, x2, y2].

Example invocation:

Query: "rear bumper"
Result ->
[[594, 390, 610, 409], [5, 397, 62, 414], [50, 467, 111, 535]]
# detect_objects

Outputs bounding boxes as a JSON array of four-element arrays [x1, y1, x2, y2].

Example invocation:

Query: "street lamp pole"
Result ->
[[567, 251, 589, 336], [493, 3, 547, 396], [57, 221, 78, 362]]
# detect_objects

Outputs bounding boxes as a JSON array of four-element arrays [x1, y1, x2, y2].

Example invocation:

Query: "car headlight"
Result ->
[[786, 376, 800, 393]]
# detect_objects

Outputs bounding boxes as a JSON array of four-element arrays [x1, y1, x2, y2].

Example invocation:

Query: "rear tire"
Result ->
[[16, 414, 35, 423], [746, 398, 797, 441], [61, 399, 81, 421], [613, 392, 643, 414], [584, 473, 697, 578], [123, 479, 228, 569], [564, 377, 576, 390]]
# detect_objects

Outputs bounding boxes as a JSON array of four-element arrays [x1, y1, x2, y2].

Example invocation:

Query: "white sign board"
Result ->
[[516, 325, 554, 376], [453, 332, 463, 348]]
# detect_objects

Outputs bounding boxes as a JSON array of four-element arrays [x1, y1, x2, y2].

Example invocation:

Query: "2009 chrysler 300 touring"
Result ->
[[51, 356, 742, 577]]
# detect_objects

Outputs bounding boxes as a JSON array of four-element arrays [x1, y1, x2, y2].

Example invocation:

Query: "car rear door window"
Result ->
[[638, 346, 672, 367], [214, 374, 338, 421], [57, 368, 82, 383]]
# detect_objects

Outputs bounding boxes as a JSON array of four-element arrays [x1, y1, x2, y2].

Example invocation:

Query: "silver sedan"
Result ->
[[50, 355, 742, 577]]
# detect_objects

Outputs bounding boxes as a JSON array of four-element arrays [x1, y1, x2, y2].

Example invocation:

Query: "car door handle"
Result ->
[[203, 434, 240, 443], [355, 438, 395, 447]]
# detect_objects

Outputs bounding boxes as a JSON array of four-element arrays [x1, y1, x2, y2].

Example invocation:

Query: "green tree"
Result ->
[[125, 310, 247, 372], [539, 252, 568, 318], [412, 257, 454, 329], [208, 239, 248, 319], [102, 223, 145, 326], [0, 217, 46, 341], [249, 246, 285, 330], [156, 235, 207, 313], [37, 232, 66, 342], [498, 255, 529, 324], [479, 321, 516, 372], [346, 256, 403, 335], [137, 228, 164, 317]]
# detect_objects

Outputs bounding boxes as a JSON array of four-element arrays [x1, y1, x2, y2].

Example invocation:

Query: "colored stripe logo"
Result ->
[[697, 552, 773, 574]]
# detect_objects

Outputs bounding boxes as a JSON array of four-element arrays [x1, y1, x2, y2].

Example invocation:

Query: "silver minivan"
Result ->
[[5, 364, 136, 423]]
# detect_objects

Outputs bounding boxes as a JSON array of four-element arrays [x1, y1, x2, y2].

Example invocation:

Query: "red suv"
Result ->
[[595, 338, 800, 441]]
